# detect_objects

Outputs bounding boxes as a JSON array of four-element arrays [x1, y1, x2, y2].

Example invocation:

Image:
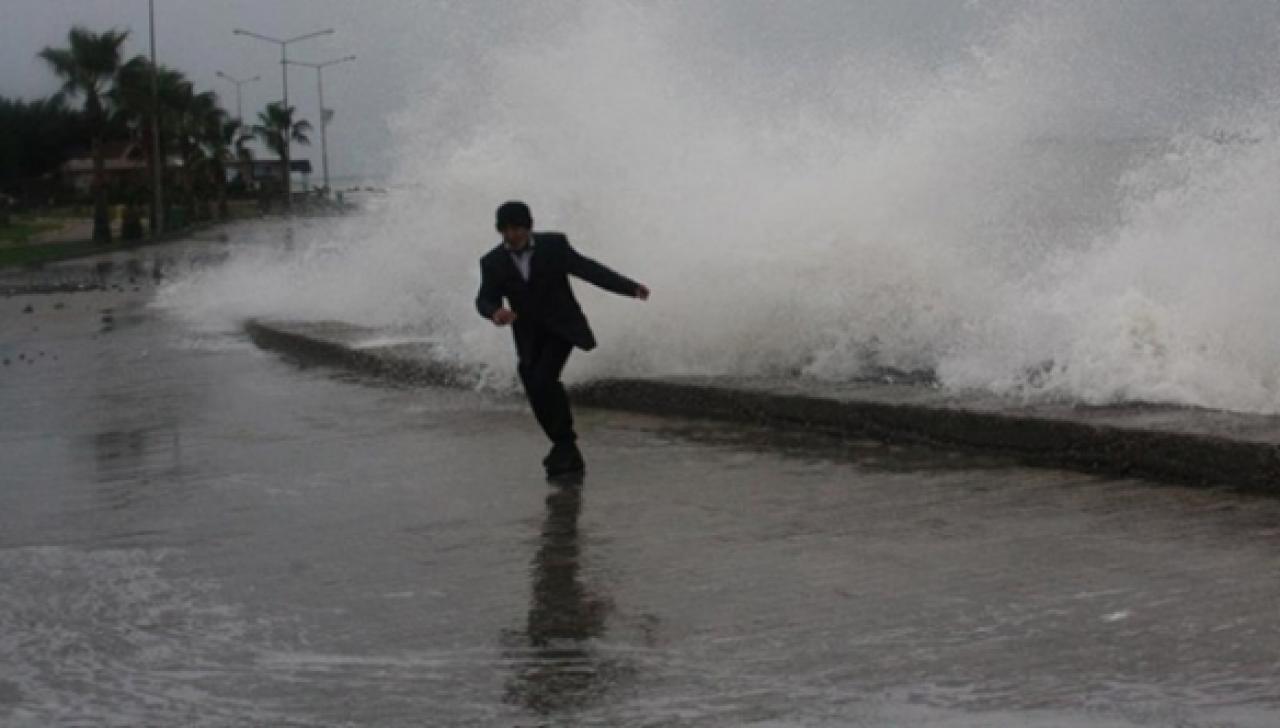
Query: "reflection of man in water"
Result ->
[[476, 201, 649, 478], [504, 484, 614, 715]]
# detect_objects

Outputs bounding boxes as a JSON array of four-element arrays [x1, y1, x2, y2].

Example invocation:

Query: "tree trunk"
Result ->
[[144, 120, 162, 237], [144, 122, 157, 236], [239, 154, 253, 203], [217, 184, 229, 219], [212, 160, 227, 219], [91, 135, 111, 244], [281, 147, 291, 212], [179, 138, 195, 225]]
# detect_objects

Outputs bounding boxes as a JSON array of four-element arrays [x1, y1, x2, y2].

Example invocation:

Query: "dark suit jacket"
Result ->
[[475, 232, 640, 352]]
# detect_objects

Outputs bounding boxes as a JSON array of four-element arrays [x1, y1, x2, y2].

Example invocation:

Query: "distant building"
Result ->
[[249, 159, 313, 190], [60, 145, 311, 194], [60, 141, 181, 194]]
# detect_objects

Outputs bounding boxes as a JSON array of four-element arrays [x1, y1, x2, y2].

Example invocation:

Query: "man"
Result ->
[[476, 201, 649, 478]]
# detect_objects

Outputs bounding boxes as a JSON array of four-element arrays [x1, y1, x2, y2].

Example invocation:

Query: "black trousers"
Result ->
[[516, 326, 577, 446]]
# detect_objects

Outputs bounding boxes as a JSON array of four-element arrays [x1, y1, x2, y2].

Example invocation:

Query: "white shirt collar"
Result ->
[[505, 232, 535, 254]]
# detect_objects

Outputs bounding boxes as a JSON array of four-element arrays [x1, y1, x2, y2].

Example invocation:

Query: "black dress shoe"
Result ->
[[543, 442, 571, 468], [545, 444, 585, 478], [546, 469, 585, 487]]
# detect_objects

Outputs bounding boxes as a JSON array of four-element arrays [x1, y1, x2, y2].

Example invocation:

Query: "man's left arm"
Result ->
[[565, 237, 647, 299]]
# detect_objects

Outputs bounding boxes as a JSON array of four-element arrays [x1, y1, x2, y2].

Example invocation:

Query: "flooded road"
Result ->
[[3, 276, 1280, 726]]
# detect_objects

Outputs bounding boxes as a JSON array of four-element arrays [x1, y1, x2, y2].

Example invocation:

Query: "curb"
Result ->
[[572, 378, 1280, 490], [246, 318, 1280, 491], [245, 319, 477, 388]]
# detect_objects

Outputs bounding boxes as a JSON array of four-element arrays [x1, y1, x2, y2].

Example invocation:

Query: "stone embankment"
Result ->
[[246, 319, 1280, 490]]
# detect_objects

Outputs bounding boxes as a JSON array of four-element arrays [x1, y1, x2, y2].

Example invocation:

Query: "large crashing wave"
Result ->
[[158, 1, 1280, 413]]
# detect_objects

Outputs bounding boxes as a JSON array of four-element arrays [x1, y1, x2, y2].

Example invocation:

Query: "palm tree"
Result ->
[[232, 119, 255, 200], [160, 80, 208, 221], [181, 89, 221, 220], [111, 56, 178, 234], [39, 27, 129, 243], [253, 102, 311, 209], [198, 111, 248, 219]]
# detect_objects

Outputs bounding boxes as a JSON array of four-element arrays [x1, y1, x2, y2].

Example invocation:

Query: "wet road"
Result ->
[[3, 275, 1280, 726]]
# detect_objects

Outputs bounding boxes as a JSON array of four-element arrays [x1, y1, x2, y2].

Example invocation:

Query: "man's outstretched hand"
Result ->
[[492, 308, 517, 326], [635, 284, 650, 301]]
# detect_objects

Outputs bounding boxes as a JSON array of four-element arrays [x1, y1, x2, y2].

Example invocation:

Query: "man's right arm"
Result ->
[[475, 259, 502, 320]]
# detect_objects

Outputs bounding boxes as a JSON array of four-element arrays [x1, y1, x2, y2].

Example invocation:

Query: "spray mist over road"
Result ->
[[158, 1, 1280, 413]]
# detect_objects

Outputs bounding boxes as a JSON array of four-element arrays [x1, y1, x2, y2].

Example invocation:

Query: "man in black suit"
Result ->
[[476, 201, 649, 477]]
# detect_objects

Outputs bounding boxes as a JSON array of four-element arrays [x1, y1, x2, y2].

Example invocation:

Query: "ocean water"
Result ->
[[157, 1, 1280, 414]]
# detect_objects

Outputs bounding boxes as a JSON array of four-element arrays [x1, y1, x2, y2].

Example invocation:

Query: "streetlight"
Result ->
[[148, 0, 164, 237], [232, 27, 333, 212], [285, 55, 355, 195], [214, 71, 260, 121]]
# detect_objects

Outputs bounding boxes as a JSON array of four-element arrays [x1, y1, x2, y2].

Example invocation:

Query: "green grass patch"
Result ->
[[0, 238, 106, 268], [0, 220, 62, 244]]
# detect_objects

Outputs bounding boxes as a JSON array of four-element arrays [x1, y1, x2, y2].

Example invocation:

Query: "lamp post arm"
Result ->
[[287, 56, 355, 70], [285, 28, 334, 45], [233, 28, 285, 45]]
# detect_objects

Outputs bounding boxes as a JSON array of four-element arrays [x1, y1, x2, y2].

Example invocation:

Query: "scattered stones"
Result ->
[[21, 305, 33, 314]]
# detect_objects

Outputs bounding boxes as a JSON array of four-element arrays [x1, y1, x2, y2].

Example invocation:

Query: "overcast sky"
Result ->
[[0, 1, 993, 183], [0, 0, 445, 182], [6, 1, 1280, 184]]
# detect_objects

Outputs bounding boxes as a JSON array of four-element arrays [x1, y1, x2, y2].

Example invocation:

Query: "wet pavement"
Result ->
[[4, 267, 1280, 726]]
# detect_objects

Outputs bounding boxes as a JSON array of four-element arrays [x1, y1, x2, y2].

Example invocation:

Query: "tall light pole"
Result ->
[[285, 55, 355, 195], [232, 27, 333, 212], [215, 71, 260, 121], [148, 0, 163, 237]]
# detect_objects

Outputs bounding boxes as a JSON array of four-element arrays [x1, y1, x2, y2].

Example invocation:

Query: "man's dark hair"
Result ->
[[496, 200, 533, 230]]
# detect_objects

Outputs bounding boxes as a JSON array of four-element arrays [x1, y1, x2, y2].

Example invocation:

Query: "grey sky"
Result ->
[[0, 0, 438, 181], [0, 1, 992, 183], [5, 1, 1280, 183]]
